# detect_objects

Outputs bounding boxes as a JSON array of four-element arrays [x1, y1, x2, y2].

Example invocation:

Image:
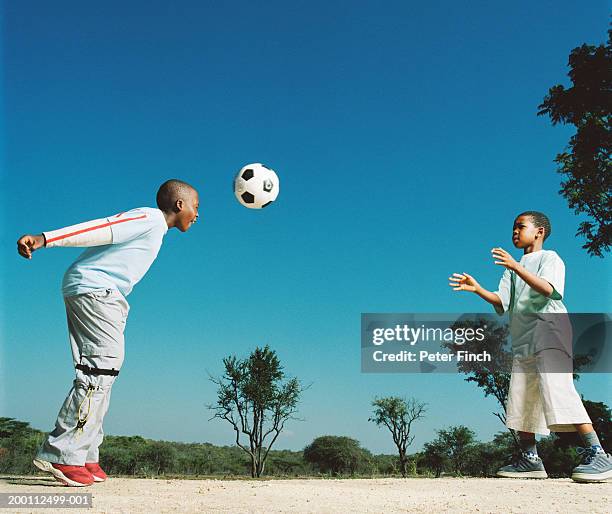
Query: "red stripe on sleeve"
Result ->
[[45, 214, 147, 243]]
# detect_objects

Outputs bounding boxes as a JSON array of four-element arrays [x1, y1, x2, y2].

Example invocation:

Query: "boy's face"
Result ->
[[176, 190, 199, 232], [512, 215, 543, 248]]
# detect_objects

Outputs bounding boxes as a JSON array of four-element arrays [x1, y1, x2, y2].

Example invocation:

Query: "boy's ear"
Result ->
[[536, 226, 545, 239], [174, 199, 184, 212]]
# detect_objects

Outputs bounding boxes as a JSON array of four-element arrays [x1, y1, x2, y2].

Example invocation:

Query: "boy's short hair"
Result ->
[[156, 179, 197, 212], [518, 211, 552, 240]]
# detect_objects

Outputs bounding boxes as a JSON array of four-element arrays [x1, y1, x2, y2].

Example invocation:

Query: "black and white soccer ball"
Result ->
[[233, 163, 280, 209]]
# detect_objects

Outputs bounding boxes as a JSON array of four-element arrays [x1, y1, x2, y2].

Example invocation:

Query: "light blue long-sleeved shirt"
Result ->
[[61, 207, 168, 297]]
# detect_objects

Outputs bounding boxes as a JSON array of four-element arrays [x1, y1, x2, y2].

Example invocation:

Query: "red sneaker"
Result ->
[[33, 459, 94, 487], [85, 462, 108, 482]]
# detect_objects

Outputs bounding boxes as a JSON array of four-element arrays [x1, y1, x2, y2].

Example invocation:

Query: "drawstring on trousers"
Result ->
[[74, 385, 97, 437]]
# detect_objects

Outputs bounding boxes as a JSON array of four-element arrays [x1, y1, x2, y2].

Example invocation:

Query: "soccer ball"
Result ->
[[233, 163, 280, 209]]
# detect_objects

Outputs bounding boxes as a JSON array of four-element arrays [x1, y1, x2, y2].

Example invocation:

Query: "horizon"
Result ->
[[1, 0, 610, 456]]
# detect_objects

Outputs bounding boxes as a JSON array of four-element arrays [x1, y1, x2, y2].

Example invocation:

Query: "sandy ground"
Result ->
[[0, 475, 610, 513]]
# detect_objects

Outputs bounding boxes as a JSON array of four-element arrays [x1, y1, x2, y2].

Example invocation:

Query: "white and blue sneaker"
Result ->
[[496, 451, 548, 479], [571, 446, 612, 483]]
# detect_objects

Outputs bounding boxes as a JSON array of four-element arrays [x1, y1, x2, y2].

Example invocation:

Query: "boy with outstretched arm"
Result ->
[[17, 179, 199, 486], [449, 211, 611, 482]]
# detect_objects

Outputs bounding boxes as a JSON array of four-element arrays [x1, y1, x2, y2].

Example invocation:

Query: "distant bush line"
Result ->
[[1, 417, 605, 479]]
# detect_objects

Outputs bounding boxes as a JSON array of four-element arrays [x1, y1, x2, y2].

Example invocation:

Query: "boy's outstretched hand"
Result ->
[[491, 247, 518, 271], [17, 234, 45, 259], [449, 272, 480, 292]]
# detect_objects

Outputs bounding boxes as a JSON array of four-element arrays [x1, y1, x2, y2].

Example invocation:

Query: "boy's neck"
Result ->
[[162, 210, 176, 229], [523, 242, 544, 255]]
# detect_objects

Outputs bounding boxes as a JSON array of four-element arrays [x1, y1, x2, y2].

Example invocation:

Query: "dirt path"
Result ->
[[1, 475, 610, 513]]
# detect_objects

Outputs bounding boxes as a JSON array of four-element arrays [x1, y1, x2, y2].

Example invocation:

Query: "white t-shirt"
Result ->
[[494, 249, 571, 356], [61, 207, 168, 297]]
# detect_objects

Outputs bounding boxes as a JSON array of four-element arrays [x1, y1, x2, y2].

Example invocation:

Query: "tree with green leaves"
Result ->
[[462, 433, 515, 477], [369, 396, 426, 477], [420, 440, 447, 478], [209, 345, 302, 477], [444, 319, 515, 438], [438, 425, 476, 476], [0, 417, 45, 474], [421, 425, 476, 477], [303, 435, 372, 476], [538, 28, 611, 257]]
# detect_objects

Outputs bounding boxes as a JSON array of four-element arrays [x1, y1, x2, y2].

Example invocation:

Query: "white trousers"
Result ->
[[36, 289, 129, 465], [505, 350, 591, 435]]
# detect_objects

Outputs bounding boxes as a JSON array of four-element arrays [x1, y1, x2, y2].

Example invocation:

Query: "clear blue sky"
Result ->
[[1, 1, 610, 454]]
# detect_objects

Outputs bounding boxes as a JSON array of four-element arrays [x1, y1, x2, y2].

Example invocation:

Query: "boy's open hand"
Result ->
[[491, 247, 518, 271], [17, 234, 45, 259], [449, 272, 480, 292]]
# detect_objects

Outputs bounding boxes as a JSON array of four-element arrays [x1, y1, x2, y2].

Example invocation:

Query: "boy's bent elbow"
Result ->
[[547, 284, 562, 301], [491, 293, 506, 315]]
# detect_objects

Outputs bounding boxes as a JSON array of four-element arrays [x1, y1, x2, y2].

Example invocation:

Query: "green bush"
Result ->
[[303, 435, 373, 476]]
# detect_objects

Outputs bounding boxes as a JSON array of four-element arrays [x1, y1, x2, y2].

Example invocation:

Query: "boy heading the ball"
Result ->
[[17, 180, 199, 487], [449, 211, 611, 482]]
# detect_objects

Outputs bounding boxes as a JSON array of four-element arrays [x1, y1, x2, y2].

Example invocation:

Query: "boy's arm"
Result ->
[[475, 285, 505, 309], [449, 272, 504, 309], [491, 247, 554, 297], [17, 210, 152, 260], [43, 217, 114, 248], [16, 215, 115, 259]]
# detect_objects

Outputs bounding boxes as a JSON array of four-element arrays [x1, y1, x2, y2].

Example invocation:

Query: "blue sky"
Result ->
[[1, 1, 610, 454]]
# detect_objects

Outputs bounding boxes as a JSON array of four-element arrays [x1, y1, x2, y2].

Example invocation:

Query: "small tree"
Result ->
[[420, 440, 448, 478], [422, 425, 476, 477], [438, 426, 476, 476], [538, 28, 611, 257], [303, 436, 371, 476], [444, 319, 519, 449], [463, 439, 513, 477], [445, 320, 512, 427], [209, 345, 302, 477], [369, 396, 426, 477]]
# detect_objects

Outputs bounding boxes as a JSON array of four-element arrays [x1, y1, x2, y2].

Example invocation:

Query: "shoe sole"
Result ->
[[496, 470, 548, 479], [85, 464, 107, 482], [33, 459, 93, 487], [571, 470, 612, 483]]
